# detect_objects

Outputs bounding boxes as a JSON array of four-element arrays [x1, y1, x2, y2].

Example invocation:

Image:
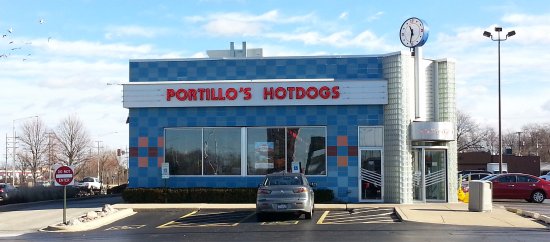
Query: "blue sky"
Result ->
[[1, 0, 550, 151]]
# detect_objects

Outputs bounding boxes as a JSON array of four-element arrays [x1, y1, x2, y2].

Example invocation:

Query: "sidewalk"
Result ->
[[112, 202, 549, 229]]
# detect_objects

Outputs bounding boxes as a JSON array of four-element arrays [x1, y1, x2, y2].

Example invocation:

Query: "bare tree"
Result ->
[[98, 149, 118, 186], [55, 115, 92, 171], [456, 110, 486, 152], [481, 127, 498, 154], [16, 152, 31, 186], [17, 118, 49, 185]]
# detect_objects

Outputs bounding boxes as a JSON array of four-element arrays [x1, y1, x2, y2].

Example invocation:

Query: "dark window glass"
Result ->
[[165, 128, 202, 175], [517, 175, 538, 183], [497, 175, 516, 183], [287, 127, 326, 175], [203, 128, 242, 175], [247, 128, 286, 175], [265, 175, 303, 186]]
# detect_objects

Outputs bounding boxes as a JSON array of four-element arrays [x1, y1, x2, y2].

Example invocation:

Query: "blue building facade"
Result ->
[[124, 52, 458, 203]]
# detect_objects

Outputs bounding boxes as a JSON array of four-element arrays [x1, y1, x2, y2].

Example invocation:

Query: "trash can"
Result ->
[[468, 180, 492, 212]]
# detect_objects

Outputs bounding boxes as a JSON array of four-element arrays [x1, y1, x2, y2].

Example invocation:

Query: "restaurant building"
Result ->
[[123, 43, 457, 203]]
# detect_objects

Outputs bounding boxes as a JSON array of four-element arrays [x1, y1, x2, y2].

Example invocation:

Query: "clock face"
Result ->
[[400, 17, 429, 48]]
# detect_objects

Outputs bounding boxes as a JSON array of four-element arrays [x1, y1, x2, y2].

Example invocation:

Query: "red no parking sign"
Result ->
[[54, 166, 74, 186]]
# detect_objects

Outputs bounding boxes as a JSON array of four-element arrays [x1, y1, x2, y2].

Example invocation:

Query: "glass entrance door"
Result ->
[[412, 148, 447, 202], [359, 149, 383, 202]]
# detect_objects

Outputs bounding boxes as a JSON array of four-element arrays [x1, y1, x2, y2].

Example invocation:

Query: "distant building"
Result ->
[[457, 151, 541, 176]]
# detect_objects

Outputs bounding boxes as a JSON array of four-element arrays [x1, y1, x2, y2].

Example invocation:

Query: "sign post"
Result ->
[[161, 163, 169, 203], [55, 165, 74, 225]]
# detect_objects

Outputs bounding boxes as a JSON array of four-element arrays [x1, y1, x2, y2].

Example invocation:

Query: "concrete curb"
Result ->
[[393, 207, 407, 221], [42, 208, 136, 232], [505, 207, 549, 225]]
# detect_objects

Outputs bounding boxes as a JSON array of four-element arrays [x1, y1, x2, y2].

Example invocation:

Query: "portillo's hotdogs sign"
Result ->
[[123, 79, 388, 108], [166, 85, 341, 102]]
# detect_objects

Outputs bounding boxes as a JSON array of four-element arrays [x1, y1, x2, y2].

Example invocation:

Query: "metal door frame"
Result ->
[[412, 146, 448, 203], [358, 148, 384, 203]]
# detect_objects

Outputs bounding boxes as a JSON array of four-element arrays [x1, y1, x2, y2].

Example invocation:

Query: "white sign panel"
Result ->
[[161, 163, 170, 179], [123, 79, 388, 108], [411, 121, 455, 141], [291, 162, 301, 173]]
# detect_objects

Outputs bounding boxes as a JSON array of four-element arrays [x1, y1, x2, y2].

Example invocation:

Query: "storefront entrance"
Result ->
[[412, 148, 447, 202], [359, 149, 383, 202]]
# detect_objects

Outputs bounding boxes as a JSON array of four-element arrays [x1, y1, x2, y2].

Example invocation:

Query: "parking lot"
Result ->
[[103, 207, 400, 231]]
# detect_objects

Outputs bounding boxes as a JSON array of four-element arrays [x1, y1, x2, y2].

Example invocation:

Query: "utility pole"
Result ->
[[516, 132, 522, 156], [96, 140, 102, 180]]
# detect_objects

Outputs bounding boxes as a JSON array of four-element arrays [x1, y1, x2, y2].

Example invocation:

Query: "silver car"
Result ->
[[256, 172, 315, 221]]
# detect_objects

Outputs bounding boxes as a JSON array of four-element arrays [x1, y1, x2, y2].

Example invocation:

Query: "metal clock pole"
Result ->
[[414, 46, 423, 119]]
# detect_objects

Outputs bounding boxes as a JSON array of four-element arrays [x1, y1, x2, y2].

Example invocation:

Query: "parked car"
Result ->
[[0, 183, 17, 202], [485, 173, 550, 203], [540, 171, 550, 181], [75, 177, 103, 195], [256, 172, 315, 221], [460, 172, 493, 192]]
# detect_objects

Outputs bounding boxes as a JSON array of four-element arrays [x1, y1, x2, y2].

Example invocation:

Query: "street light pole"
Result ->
[[483, 27, 515, 174]]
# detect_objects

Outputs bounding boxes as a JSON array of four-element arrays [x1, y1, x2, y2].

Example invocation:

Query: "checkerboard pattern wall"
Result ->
[[128, 56, 385, 202]]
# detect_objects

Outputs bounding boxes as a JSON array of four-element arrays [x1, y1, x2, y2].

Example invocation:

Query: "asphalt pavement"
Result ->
[[1, 196, 549, 238]]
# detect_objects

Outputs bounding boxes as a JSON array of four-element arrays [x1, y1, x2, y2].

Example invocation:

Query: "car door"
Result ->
[[515, 175, 538, 199], [492, 175, 516, 199]]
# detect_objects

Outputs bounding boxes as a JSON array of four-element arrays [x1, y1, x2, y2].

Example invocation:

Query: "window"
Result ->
[[517, 175, 538, 183], [247, 127, 326, 176], [497, 175, 516, 183], [287, 127, 326, 175], [165, 126, 326, 176], [165, 128, 202, 175], [203, 128, 242, 175], [165, 128, 242, 175], [247, 128, 286, 175]]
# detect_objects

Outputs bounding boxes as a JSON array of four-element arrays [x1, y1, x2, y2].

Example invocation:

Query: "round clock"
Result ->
[[400, 17, 429, 48]]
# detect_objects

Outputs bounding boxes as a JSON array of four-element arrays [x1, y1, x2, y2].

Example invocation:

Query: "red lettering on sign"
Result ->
[[166, 89, 176, 101], [332, 86, 340, 99], [166, 85, 342, 103]]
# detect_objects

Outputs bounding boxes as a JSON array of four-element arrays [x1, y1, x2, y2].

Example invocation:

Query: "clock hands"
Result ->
[[409, 26, 414, 43]]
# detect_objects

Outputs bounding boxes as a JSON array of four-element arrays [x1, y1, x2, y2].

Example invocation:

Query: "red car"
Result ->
[[485, 173, 550, 203]]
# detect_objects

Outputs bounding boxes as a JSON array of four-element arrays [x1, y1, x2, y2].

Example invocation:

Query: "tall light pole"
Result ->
[[12, 115, 39, 185], [483, 27, 516, 174]]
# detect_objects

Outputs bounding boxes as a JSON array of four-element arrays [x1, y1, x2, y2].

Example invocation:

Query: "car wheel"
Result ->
[[531, 191, 546, 203], [304, 209, 313, 220]]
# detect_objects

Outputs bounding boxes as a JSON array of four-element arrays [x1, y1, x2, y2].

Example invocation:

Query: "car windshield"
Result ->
[[82, 177, 94, 182], [265, 175, 303, 186]]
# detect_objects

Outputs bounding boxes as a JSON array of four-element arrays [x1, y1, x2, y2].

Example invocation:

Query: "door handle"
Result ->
[[507, 185, 515, 187]]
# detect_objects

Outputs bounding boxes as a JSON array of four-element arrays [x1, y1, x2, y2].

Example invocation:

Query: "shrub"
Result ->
[[108, 184, 128, 194]]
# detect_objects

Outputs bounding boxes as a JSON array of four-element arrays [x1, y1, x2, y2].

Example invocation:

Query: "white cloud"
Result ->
[[367, 11, 384, 22], [104, 25, 169, 39], [204, 19, 265, 36], [187, 10, 316, 36], [339, 12, 349, 20], [502, 13, 550, 25], [265, 29, 394, 52]]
